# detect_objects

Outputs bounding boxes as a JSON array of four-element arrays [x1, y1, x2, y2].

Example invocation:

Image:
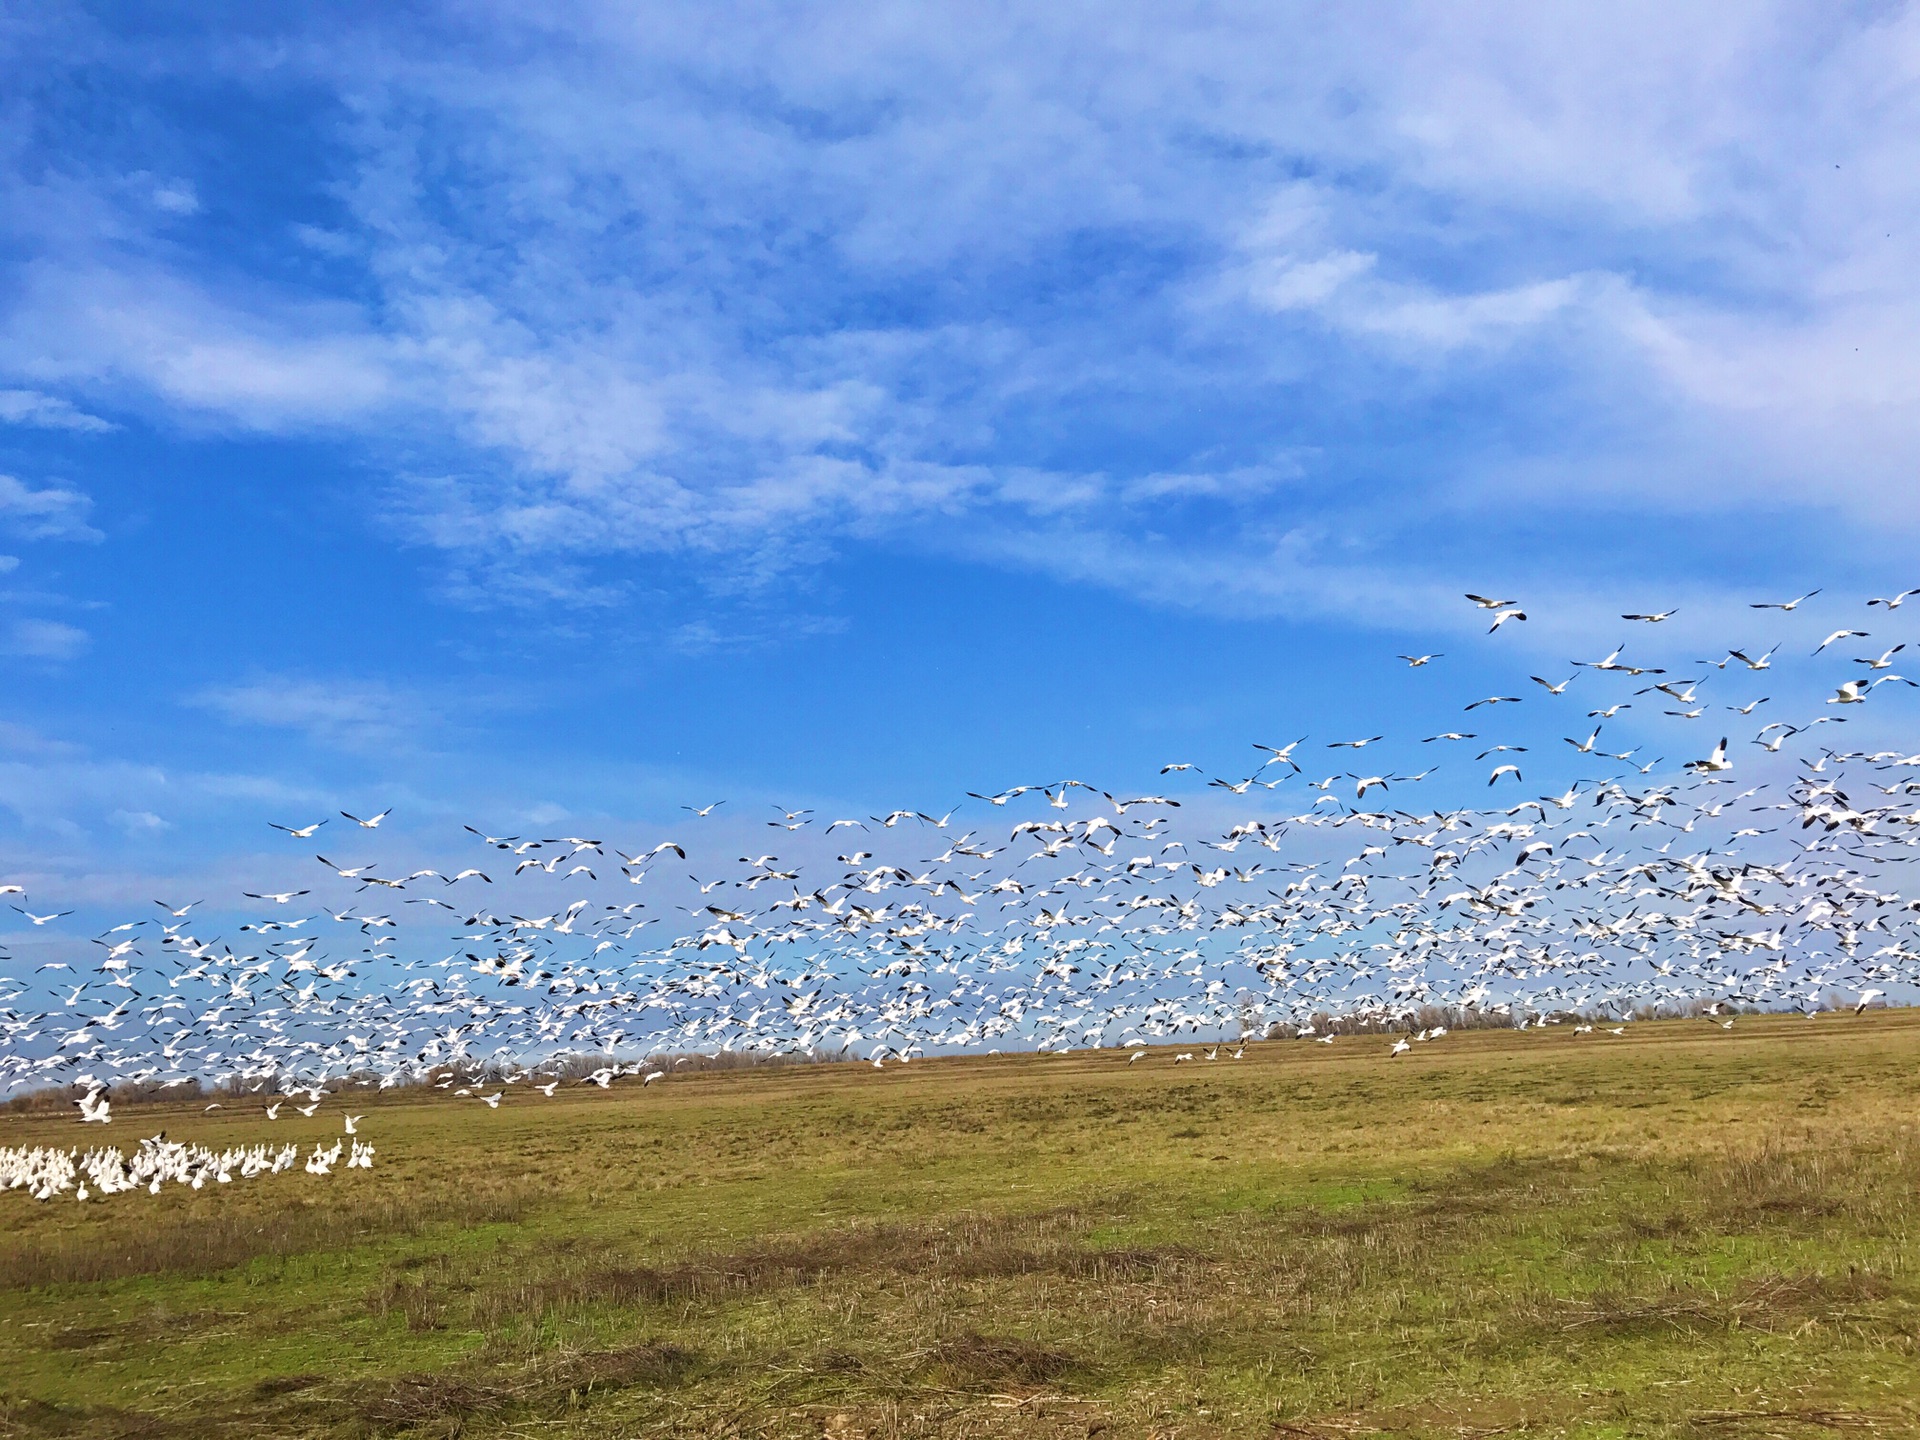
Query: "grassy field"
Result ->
[[4, 1015, 1920, 1439]]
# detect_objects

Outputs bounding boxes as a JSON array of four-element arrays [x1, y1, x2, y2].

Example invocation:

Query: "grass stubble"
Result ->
[[2, 1013, 1919, 1438]]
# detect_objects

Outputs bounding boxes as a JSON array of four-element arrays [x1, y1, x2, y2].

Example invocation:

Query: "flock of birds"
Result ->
[[2, 1124, 374, 1203], [5, 585, 1920, 1202]]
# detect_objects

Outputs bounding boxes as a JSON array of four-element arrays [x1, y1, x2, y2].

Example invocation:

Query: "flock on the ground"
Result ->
[[2, 1122, 373, 1203], [4, 586, 1920, 1197]]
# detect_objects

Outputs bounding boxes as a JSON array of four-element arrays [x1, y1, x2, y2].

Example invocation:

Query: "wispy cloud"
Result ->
[[0, 727, 325, 881], [0, 263, 397, 431], [190, 676, 440, 753], [0, 475, 102, 542], [108, 807, 170, 836], [3, 1, 1919, 608], [0, 389, 113, 432], [4, 618, 89, 659]]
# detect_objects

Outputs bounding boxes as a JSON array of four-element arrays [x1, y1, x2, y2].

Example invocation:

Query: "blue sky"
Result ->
[[5, 0, 1920, 916]]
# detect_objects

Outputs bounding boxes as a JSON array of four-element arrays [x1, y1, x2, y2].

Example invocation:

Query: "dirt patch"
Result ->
[[928, 1332, 1078, 1387], [41, 1326, 114, 1352], [346, 1371, 510, 1427], [1541, 1271, 1893, 1337], [249, 1373, 324, 1398], [558, 1341, 695, 1390]]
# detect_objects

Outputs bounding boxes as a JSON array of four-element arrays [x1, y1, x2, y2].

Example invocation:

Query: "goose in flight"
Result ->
[[1531, 675, 1575, 695], [1465, 594, 1517, 610], [1855, 644, 1905, 670], [341, 810, 392, 828], [1868, 588, 1920, 610], [1640, 678, 1700, 703], [1397, 654, 1443, 666], [1252, 739, 1306, 769], [243, 890, 310, 904], [1465, 696, 1521, 710], [1487, 764, 1522, 785], [1814, 629, 1868, 655], [681, 802, 725, 817], [1576, 645, 1663, 676], [1423, 732, 1476, 743], [1327, 736, 1385, 750], [1565, 727, 1603, 754], [970, 785, 1039, 803], [154, 900, 200, 916], [1751, 589, 1820, 611], [1683, 738, 1731, 775], [1487, 609, 1527, 633], [270, 820, 328, 837], [1622, 609, 1678, 622], [11, 907, 71, 924], [1830, 679, 1881, 705]]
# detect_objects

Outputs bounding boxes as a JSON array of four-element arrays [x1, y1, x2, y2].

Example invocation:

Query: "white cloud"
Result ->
[[1120, 462, 1303, 503], [0, 742, 320, 857], [190, 675, 439, 752], [0, 475, 102, 542], [0, 262, 397, 431], [7, 0, 1920, 592], [149, 181, 198, 216], [1247, 251, 1378, 312], [0, 389, 113, 432], [1351, 275, 1594, 352], [4, 618, 89, 659], [0, 721, 82, 759]]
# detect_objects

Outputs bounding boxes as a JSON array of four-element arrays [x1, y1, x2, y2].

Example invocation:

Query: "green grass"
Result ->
[[5, 1013, 1920, 1438]]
